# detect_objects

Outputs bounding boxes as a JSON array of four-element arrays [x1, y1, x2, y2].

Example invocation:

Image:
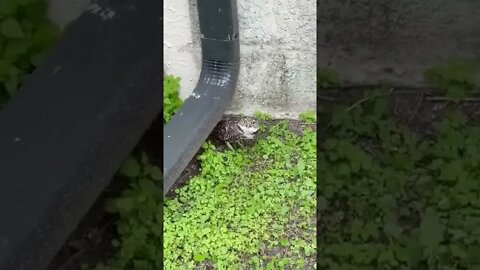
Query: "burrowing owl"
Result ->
[[213, 117, 260, 150]]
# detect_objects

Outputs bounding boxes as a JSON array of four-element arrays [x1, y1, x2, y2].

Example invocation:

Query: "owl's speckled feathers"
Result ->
[[213, 117, 260, 144]]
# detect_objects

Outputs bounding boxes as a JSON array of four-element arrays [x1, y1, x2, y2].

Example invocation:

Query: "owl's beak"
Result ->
[[245, 127, 259, 134]]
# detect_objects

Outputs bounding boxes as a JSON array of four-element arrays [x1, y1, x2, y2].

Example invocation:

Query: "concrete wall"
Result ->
[[318, 0, 480, 87], [44, 0, 480, 116], [164, 0, 317, 118]]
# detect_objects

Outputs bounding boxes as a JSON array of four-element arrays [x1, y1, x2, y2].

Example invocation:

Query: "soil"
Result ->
[[46, 188, 117, 270], [319, 87, 480, 135]]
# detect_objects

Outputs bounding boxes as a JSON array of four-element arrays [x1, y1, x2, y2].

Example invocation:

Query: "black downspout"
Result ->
[[163, 0, 240, 195], [0, 1, 161, 269]]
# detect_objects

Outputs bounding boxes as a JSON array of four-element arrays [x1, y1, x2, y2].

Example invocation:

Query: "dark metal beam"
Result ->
[[0, 0, 161, 269]]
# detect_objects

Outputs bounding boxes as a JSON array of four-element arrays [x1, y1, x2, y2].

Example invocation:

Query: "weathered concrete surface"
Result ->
[[318, 0, 480, 86], [46, 0, 317, 118], [164, 0, 317, 118], [45, 0, 480, 114]]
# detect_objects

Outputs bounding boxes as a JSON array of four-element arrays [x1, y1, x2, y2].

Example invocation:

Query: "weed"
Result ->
[[163, 75, 182, 123], [299, 110, 316, 123], [0, 0, 59, 108], [254, 111, 273, 121], [424, 57, 480, 102], [319, 67, 480, 269], [94, 124, 316, 269], [89, 75, 183, 270], [92, 73, 316, 269], [164, 123, 316, 269], [91, 154, 163, 270]]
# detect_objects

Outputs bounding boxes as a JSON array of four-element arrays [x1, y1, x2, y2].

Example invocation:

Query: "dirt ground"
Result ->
[[319, 87, 480, 136]]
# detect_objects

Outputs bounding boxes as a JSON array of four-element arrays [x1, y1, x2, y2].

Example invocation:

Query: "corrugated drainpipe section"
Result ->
[[163, 0, 240, 196]]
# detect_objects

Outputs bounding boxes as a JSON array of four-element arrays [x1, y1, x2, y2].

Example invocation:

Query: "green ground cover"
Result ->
[[93, 75, 317, 269], [318, 58, 480, 270], [0, 0, 58, 107]]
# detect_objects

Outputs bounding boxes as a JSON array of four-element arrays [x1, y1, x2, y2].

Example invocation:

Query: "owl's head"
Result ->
[[237, 118, 260, 139]]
